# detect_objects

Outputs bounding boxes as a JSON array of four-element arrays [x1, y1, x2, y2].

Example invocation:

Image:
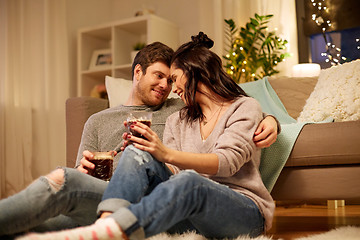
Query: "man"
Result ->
[[0, 42, 278, 237]]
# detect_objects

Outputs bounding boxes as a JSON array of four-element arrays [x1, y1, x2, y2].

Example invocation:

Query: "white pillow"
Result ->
[[297, 59, 360, 122], [105, 76, 179, 108], [105, 76, 133, 108]]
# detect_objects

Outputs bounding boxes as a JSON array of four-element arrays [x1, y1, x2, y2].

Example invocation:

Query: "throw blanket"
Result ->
[[240, 78, 308, 192]]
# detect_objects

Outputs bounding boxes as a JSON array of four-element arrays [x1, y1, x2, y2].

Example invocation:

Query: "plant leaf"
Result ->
[[251, 18, 259, 26]]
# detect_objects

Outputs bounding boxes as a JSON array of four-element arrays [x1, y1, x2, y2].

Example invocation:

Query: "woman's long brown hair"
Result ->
[[171, 32, 248, 124]]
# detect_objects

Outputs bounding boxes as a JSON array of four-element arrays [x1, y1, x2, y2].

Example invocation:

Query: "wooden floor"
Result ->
[[265, 202, 360, 239]]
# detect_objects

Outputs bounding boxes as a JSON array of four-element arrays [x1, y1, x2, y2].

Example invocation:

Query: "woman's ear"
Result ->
[[134, 64, 143, 82]]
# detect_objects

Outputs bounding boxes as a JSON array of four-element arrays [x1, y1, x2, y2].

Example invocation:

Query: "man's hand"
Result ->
[[76, 150, 117, 174], [76, 150, 95, 174], [253, 116, 278, 148]]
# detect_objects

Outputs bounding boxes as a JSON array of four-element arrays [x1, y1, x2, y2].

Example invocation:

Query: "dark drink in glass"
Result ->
[[86, 152, 114, 181], [127, 111, 153, 140], [127, 119, 152, 139]]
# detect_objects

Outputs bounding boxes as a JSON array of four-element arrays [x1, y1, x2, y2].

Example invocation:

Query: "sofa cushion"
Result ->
[[298, 59, 360, 122], [285, 120, 360, 167], [268, 76, 317, 119]]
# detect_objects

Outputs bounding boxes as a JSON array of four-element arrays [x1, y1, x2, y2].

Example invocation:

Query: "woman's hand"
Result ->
[[127, 121, 171, 163], [129, 121, 219, 174], [120, 121, 130, 152]]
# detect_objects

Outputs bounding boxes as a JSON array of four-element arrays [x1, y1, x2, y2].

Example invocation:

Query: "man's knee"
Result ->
[[44, 168, 65, 193]]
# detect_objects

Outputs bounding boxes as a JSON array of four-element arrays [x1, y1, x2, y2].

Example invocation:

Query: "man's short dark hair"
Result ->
[[131, 42, 174, 79]]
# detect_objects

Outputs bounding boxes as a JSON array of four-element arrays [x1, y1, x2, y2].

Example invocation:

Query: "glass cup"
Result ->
[[127, 111, 153, 139], [86, 151, 114, 181]]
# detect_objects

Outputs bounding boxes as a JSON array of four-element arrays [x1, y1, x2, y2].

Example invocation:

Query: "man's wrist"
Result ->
[[267, 115, 281, 134]]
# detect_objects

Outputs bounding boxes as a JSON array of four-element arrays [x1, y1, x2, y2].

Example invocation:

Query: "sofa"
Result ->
[[65, 76, 360, 204]]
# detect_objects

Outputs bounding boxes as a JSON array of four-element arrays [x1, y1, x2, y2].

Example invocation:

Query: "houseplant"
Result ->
[[133, 42, 146, 51], [131, 42, 146, 61], [223, 14, 290, 83]]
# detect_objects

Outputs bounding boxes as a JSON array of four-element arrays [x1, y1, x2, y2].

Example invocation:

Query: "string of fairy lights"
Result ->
[[310, 0, 346, 65]]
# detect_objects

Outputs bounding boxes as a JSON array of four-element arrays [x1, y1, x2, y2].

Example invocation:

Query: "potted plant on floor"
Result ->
[[131, 42, 146, 62], [223, 14, 291, 83]]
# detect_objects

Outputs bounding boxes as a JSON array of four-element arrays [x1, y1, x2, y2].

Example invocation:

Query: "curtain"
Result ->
[[253, 0, 299, 76], [0, 0, 70, 198], [217, 0, 299, 76]]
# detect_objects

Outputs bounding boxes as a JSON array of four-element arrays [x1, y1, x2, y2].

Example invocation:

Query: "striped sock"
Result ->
[[16, 218, 124, 240]]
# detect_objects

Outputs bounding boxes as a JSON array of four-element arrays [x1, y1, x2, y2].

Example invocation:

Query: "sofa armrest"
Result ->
[[66, 97, 109, 168]]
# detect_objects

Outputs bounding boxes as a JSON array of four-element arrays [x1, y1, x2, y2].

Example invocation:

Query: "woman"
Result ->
[[19, 32, 274, 240]]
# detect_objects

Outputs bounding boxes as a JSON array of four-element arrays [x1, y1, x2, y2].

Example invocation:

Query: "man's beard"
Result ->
[[135, 84, 166, 106]]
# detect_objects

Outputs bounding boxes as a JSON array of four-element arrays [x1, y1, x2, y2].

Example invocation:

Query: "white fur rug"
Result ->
[[296, 226, 360, 240], [147, 226, 360, 240]]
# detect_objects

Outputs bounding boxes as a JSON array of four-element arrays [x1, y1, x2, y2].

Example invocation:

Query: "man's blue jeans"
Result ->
[[0, 167, 107, 236], [99, 145, 265, 239]]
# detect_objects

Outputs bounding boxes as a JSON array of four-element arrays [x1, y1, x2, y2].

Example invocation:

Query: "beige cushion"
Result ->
[[105, 76, 133, 108], [268, 76, 317, 119]]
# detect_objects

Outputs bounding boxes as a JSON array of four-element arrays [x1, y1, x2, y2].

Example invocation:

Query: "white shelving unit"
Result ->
[[77, 14, 179, 96]]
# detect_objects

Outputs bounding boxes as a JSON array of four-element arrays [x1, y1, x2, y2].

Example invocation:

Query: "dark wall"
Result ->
[[303, 0, 360, 36], [296, 0, 360, 63]]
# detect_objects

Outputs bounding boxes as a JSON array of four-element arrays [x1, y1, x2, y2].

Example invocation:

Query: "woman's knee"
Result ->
[[121, 145, 157, 167], [170, 170, 206, 188], [175, 170, 202, 181]]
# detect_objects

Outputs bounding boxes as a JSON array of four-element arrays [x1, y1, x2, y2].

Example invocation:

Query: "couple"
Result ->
[[1, 32, 277, 240]]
